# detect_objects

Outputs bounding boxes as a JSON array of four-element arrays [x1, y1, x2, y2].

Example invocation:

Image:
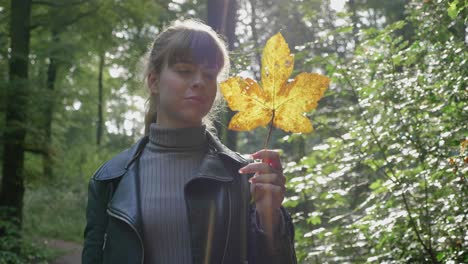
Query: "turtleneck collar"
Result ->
[[147, 123, 208, 151]]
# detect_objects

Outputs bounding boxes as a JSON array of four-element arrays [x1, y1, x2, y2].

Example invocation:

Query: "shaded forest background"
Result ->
[[0, 0, 466, 263]]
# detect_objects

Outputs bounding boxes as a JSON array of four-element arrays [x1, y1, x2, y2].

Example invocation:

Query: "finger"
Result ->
[[256, 182, 286, 194], [252, 183, 285, 204], [250, 173, 286, 186], [239, 162, 275, 174], [251, 149, 282, 171], [251, 149, 280, 162]]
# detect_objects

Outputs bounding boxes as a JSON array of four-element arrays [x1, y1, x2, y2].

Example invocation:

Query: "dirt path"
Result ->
[[46, 239, 82, 264]]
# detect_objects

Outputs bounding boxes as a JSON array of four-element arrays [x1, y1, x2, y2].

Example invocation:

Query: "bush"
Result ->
[[285, 1, 467, 263]]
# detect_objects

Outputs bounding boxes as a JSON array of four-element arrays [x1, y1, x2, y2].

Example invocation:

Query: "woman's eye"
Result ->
[[177, 68, 192, 73], [203, 70, 218, 80], [173, 63, 194, 73], [204, 73, 216, 80]]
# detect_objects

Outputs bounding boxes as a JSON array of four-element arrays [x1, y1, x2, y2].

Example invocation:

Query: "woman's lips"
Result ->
[[185, 96, 206, 103]]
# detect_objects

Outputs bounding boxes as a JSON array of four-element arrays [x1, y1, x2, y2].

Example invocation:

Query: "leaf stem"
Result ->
[[264, 110, 275, 149]]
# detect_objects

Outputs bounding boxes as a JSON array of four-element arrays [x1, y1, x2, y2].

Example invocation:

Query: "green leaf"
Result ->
[[436, 252, 445, 261], [385, 21, 406, 32], [370, 179, 382, 190], [335, 26, 353, 34], [308, 215, 322, 225], [447, 0, 459, 19], [283, 199, 299, 208]]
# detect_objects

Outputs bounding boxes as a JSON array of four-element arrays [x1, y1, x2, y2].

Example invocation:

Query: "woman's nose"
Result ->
[[191, 70, 205, 88]]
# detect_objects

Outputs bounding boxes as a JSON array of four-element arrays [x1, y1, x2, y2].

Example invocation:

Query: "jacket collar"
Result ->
[[95, 132, 248, 182], [205, 132, 248, 165], [198, 132, 249, 181]]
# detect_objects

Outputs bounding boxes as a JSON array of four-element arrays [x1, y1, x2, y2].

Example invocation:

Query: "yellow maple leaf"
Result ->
[[220, 33, 330, 133]]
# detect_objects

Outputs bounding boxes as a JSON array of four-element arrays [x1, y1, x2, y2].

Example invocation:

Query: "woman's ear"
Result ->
[[147, 72, 158, 94]]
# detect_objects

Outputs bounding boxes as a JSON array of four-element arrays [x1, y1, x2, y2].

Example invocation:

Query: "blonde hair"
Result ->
[[143, 19, 230, 135]]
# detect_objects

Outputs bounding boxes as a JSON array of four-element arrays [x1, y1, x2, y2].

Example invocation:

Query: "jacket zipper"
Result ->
[[102, 233, 107, 250], [107, 209, 145, 264], [220, 187, 231, 264]]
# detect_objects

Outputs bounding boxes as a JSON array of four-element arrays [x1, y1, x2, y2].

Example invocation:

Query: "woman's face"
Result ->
[[149, 61, 218, 128]]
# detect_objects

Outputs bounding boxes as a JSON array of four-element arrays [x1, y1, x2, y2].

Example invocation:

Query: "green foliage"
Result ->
[[0, 208, 58, 264], [2, 0, 467, 262], [23, 181, 87, 243], [283, 0, 467, 263], [447, 0, 466, 19]]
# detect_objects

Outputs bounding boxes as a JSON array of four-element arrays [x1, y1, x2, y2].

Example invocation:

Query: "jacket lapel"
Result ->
[[206, 132, 250, 167], [107, 137, 148, 239], [196, 151, 236, 181], [108, 163, 143, 236], [184, 133, 251, 264], [185, 150, 234, 264]]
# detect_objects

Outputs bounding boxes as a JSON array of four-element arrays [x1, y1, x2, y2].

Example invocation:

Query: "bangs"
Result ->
[[166, 30, 225, 71]]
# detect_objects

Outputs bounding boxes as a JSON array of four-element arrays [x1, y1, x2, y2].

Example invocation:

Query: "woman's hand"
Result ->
[[239, 149, 286, 238]]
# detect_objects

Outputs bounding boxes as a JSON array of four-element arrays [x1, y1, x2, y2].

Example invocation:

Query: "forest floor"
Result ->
[[45, 239, 81, 264]]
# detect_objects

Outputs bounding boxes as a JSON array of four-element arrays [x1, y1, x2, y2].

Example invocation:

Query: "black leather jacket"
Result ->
[[82, 133, 297, 264]]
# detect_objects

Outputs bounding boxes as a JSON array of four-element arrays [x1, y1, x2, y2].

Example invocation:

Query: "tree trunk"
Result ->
[[224, 0, 237, 151], [348, 0, 360, 48], [0, 0, 32, 235], [293, 136, 305, 160], [207, 0, 228, 140], [248, 0, 261, 74], [43, 30, 59, 179], [207, 0, 238, 150], [96, 52, 104, 146]]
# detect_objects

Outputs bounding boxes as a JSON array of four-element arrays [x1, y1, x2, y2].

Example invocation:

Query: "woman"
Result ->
[[82, 19, 296, 264]]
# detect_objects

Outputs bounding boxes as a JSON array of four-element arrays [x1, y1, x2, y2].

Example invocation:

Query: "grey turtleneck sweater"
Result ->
[[139, 123, 208, 264]]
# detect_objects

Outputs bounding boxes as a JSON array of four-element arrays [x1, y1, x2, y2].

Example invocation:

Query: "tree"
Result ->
[[0, 0, 32, 236], [207, 0, 238, 150], [38, 1, 100, 178]]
